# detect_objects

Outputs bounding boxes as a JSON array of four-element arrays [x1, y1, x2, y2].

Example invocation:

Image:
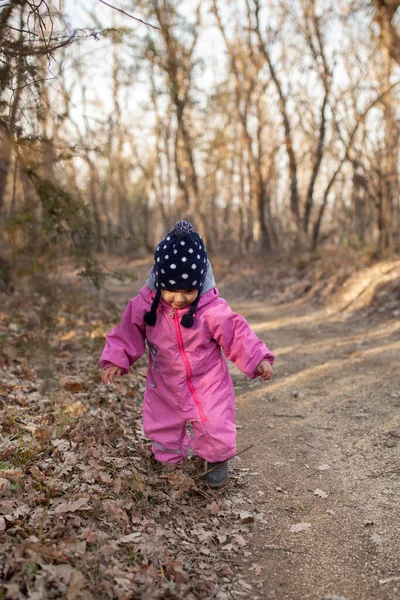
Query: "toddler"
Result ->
[[100, 221, 275, 487]]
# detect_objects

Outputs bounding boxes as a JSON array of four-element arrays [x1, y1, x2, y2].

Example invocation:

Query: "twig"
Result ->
[[4, 23, 39, 36], [368, 466, 400, 479], [194, 486, 213, 500], [97, 0, 161, 30], [272, 413, 305, 419], [307, 424, 334, 430], [264, 544, 303, 553], [264, 530, 281, 545], [192, 444, 254, 480], [304, 442, 316, 449], [6, 76, 55, 92]]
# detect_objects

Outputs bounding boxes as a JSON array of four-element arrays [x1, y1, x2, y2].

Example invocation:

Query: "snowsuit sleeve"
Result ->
[[99, 295, 146, 375], [206, 298, 275, 380]]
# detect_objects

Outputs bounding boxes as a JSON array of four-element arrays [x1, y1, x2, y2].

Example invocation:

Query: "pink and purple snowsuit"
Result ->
[[100, 285, 275, 464]]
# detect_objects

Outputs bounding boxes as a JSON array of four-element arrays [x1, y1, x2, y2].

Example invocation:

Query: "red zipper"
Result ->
[[173, 310, 207, 423]]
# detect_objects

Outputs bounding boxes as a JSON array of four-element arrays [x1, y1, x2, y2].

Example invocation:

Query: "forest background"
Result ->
[[0, 0, 399, 283]]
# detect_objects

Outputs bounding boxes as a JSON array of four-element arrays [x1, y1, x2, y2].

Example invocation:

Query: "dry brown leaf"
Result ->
[[317, 464, 330, 471], [98, 470, 113, 484], [3, 343, 17, 361], [113, 477, 122, 494], [4, 583, 20, 599], [118, 532, 142, 544], [102, 499, 129, 524], [66, 570, 86, 600], [54, 497, 91, 514], [0, 477, 12, 497], [66, 401, 85, 417], [239, 511, 255, 524], [290, 522, 312, 533], [232, 534, 247, 548], [314, 488, 328, 498], [60, 378, 87, 393], [168, 472, 195, 499], [165, 560, 187, 583], [58, 540, 87, 556], [0, 469, 22, 482], [249, 563, 264, 575], [206, 501, 220, 515]]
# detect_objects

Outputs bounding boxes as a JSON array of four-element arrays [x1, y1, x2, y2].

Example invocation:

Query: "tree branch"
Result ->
[[97, 0, 161, 31]]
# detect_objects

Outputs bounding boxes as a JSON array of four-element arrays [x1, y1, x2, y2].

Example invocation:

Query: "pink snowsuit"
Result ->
[[100, 285, 275, 463]]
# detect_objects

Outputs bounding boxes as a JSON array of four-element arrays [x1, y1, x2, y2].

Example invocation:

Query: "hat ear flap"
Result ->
[[181, 294, 200, 329], [144, 289, 161, 326]]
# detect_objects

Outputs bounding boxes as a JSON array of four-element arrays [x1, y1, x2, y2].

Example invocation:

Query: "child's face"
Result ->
[[161, 288, 199, 309]]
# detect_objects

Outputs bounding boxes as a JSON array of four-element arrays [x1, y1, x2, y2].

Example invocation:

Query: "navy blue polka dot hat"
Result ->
[[144, 220, 208, 329]]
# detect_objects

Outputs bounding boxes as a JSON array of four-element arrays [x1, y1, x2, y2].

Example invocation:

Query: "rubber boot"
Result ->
[[205, 460, 229, 488]]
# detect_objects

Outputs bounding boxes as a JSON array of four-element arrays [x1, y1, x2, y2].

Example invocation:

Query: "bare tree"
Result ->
[[373, 1, 400, 65]]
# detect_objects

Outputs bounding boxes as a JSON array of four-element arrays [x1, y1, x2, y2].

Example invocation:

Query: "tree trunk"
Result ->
[[378, 44, 397, 252]]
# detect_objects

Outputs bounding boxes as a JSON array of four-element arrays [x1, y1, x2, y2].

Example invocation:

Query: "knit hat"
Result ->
[[144, 220, 208, 329]]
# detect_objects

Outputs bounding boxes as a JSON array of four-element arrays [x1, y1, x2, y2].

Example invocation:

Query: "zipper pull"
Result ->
[[169, 308, 176, 319]]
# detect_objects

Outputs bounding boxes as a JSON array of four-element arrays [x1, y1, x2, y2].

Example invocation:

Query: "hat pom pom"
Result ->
[[174, 220, 193, 237], [144, 310, 157, 326], [181, 312, 195, 328]]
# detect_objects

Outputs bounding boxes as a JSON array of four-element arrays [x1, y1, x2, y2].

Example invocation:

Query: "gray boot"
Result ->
[[205, 460, 229, 488]]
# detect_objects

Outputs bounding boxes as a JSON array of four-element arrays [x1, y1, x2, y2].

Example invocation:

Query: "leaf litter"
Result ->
[[0, 287, 269, 599]]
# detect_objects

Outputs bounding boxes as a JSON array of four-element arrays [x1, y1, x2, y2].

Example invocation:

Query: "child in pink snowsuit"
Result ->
[[100, 221, 275, 487]]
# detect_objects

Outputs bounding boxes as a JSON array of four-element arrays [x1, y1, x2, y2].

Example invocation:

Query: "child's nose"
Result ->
[[176, 292, 185, 303]]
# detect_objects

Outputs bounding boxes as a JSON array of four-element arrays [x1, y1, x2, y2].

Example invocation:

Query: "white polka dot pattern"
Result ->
[[152, 222, 208, 292]]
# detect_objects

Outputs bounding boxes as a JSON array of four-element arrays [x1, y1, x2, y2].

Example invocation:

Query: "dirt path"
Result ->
[[227, 292, 400, 600]]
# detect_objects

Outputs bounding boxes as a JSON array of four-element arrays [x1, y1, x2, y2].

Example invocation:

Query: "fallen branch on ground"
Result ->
[[192, 444, 254, 480]]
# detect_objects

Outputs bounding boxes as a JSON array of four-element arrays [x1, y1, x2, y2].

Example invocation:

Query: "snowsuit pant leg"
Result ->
[[142, 394, 190, 464], [190, 406, 237, 463]]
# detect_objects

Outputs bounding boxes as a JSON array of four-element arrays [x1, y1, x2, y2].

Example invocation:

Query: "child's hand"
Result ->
[[256, 360, 273, 381], [102, 366, 122, 384]]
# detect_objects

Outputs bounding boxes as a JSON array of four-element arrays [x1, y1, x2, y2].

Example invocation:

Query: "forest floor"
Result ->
[[1, 251, 400, 600]]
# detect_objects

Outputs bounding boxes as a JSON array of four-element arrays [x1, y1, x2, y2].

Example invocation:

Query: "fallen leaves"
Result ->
[[239, 511, 255, 524], [206, 500, 220, 514], [370, 533, 385, 546], [60, 379, 87, 393], [54, 497, 91, 515], [117, 532, 142, 544], [289, 522, 312, 533], [167, 471, 196, 499], [317, 463, 330, 471], [0, 289, 266, 600], [0, 477, 12, 497], [101, 499, 129, 525]]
